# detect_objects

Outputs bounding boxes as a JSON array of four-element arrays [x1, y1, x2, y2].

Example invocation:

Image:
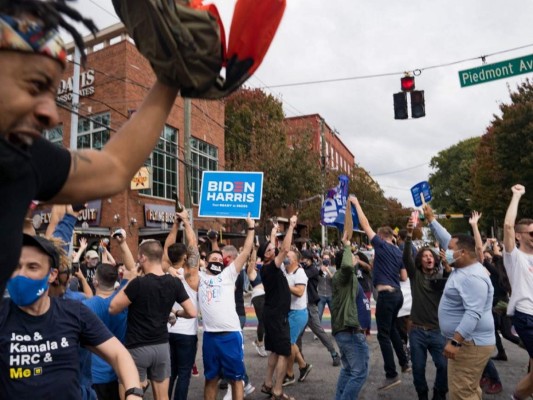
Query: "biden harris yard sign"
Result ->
[[198, 171, 264, 219]]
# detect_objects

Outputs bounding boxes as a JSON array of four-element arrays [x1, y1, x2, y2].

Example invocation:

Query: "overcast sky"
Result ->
[[71, 0, 533, 207]]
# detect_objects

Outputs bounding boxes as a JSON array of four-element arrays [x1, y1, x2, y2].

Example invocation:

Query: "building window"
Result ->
[[44, 125, 63, 146], [140, 125, 178, 200], [190, 138, 218, 204], [77, 112, 110, 150]]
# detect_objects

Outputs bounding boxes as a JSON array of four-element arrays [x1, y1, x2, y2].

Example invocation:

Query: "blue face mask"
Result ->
[[445, 249, 458, 265], [7, 273, 51, 307], [283, 258, 290, 266]]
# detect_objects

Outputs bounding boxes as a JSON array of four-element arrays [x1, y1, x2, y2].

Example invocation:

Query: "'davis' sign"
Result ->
[[198, 171, 263, 219], [56, 69, 95, 102]]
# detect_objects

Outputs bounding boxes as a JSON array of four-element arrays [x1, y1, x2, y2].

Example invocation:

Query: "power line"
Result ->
[[88, 0, 120, 21], [371, 162, 430, 177], [262, 42, 533, 89]]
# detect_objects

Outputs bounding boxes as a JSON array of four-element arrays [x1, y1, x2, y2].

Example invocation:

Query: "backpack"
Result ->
[[111, 0, 286, 99]]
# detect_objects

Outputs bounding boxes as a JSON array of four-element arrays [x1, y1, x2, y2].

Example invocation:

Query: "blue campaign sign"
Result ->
[[198, 171, 264, 219], [411, 181, 433, 207]]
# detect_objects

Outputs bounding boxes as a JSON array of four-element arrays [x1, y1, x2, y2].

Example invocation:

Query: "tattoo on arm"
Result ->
[[71, 151, 92, 173], [187, 245, 200, 269]]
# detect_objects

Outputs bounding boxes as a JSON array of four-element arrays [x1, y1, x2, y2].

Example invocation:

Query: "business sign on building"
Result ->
[[56, 69, 95, 102], [198, 171, 263, 219], [458, 54, 533, 87], [131, 167, 151, 190], [144, 204, 177, 228], [31, 200, 102, 229]]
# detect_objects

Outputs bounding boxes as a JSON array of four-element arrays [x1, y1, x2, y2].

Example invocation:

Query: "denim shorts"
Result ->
[[288, 309, 308, 344]]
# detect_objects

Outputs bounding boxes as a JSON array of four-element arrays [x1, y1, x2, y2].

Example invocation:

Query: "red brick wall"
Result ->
[[56, 39, 225, 258]]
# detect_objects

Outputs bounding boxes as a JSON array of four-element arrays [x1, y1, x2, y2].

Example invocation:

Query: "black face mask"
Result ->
[[207, 261, 224, 275]]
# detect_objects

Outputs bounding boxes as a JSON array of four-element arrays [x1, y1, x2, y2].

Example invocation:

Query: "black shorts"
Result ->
[[263, 309, 291, 356]]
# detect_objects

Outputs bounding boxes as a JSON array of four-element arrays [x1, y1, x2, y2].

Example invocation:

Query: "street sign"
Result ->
[[458, 54, 533, 87], [198, 171, 263, 219]]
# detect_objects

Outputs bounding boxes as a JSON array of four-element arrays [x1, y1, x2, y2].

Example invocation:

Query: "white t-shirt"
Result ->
[[198, 263, 241, 332], [398, 278, 412, 318], [168, 278, 199, 335], [503, 247, 533, 316], [283, 265, 308, 311]]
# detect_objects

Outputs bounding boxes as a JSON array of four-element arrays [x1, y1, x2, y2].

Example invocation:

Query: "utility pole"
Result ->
[[183, 98, 192, 209], [320, 117, 327, 249], [69, 47, 81, 151], [68, 47, 81, 257]]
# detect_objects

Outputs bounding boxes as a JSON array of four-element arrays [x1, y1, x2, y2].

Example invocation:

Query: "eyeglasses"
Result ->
[[517, 231, 533, 238]]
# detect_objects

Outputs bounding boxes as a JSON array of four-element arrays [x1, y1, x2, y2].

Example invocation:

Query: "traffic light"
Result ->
[[393, 92, 408, 120], [410, 90, 425, 118], [401, 75, 415, 92]]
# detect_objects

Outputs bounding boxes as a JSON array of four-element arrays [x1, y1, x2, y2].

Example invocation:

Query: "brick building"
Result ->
[[284, 114, 356, 174], [33, 23, 230, 256]]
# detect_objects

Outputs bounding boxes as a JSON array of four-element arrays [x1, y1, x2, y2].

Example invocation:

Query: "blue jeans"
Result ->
[[334, 331, 369, 400], [409, 327, 448, 394], [375, 289, 408, 378], [317, 295, 332, 322], [168, 333, 198, 400]]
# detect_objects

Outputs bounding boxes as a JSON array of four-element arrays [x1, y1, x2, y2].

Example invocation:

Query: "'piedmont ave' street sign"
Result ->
[[458, 54, 533, 87]]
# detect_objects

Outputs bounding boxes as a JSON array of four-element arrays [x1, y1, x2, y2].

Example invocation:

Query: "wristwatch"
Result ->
[[125, 387, 144, 398], [450, 339, 462, 347]]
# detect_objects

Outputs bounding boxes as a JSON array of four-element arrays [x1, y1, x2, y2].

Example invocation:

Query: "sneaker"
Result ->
[[401, 364, 412, 373], [253, 340, 268, 357], [244, 383, 255, 397], [282, 374, 295, 387], [298, 363, 313, 382], [313, 335, 318, 340], [191, 363, 199, 377], [378, 376, 401, 391], [485, 382, 503, 394], [223, 387, 232, 400], [480, 377, 490, 389], [491, 353, 508, 361], [332, 354, 341, 367]]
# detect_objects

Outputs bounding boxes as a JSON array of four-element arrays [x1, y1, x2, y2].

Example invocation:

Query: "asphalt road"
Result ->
[[146, 327, 529, 400]]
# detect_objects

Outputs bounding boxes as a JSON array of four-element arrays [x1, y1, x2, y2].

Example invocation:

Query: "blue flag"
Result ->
[[320, 175, 359, 231]]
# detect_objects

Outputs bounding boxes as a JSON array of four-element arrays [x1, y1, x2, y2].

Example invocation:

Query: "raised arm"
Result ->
[[503, 184, 525, 252], [163, 216, 181, 270], [53, 82, 179, 203], [403, 217, 416, 279], [274, 215, 297, 267], [469, 211, 484, 263], [351, 196, 375, 241], [112, 229, 137, 278], [233, 216, 256, 273], [423, 203, 451, 249]]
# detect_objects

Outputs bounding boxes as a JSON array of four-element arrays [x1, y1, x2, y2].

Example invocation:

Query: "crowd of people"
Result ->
[[1, 2, 533, 400]]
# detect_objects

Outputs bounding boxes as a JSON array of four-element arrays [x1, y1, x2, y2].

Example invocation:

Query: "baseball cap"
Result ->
[[22, 234, 59, 270], [85, 250, 99, 260]]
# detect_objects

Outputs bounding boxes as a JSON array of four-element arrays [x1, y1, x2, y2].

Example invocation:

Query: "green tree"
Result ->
[[224, 88, 322, 222], [428, 137, 480, 232]]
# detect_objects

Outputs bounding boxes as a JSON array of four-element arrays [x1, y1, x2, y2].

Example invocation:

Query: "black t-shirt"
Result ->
[[303, 264, 320, 305], [0, 297, 112, 400], [235, 269, 245, 317], [0, 137, 70, 292], [80, 263, 97, 294], [124, 274, 189, 348], [260, 260, 291, 317]]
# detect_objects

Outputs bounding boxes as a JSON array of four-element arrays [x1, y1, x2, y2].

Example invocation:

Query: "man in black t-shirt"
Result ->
[[0, 234, 142, 400], [0, 2, 181, 294], [110, 239, 197, 399], [258, 216, 297, 400]]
